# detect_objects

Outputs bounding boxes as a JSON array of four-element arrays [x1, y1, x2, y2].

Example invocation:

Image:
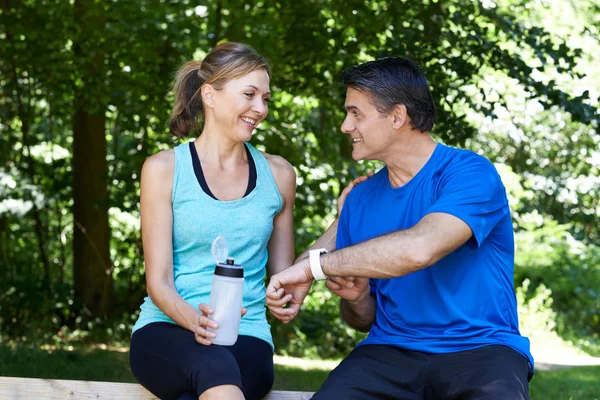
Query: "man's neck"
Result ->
[[384, 134, 437, 188]]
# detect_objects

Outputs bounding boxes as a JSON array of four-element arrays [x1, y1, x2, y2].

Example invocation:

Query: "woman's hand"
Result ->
[[337, 173, 374, 215], [194, 303, 247, 345], [265, 287, 295, 323], [266, 260, 314, 323]]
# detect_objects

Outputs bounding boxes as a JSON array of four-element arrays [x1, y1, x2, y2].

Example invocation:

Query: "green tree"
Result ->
[[72, 0, 113, 316]]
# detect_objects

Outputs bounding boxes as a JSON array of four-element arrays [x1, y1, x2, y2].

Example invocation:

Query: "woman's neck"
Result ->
[[194, 128, 247, 169]]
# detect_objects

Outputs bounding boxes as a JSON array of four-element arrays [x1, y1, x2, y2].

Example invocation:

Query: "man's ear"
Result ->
[[391, 104, 408, 129], [201, 84, 215, 109]]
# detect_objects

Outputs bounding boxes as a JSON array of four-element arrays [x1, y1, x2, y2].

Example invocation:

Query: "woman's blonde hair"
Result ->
[[169, 42, 271, 137]]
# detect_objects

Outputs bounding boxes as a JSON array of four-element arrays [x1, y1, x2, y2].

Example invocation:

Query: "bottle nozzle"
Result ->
[[226, 257, 235, 265], [211, 235, 229, 264]]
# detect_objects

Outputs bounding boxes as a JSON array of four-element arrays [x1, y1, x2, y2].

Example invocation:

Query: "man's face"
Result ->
[[341, 88, 394, 161]]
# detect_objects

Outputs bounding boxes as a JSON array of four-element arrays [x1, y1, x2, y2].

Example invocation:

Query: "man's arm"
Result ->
[[266, 212, 472, 323], [321, 212, 473, 278], [340, 296, 376, 332], [327, 212, 468, 332]]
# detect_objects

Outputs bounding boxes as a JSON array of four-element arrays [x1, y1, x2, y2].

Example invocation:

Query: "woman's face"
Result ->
[[210, 68, 271, 142]]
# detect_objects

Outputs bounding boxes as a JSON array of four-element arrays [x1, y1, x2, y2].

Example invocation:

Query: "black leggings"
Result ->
[[130, 322, 274, 400]]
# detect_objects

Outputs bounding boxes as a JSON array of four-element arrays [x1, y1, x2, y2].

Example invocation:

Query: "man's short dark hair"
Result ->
[[339, 57, 437, 133]]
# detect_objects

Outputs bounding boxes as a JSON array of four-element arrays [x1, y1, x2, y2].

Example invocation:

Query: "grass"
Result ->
[[0, 343, 332, 391], [1, 343, 599, 399], [529, 366, 600, 400], [0, 343, 136, 383]]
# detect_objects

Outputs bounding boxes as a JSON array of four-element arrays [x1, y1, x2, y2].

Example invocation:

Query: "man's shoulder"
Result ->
[[438, 145, 498, 178]]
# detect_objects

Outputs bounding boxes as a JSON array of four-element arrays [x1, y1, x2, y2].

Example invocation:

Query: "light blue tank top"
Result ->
[[132, 141, 282, 350]]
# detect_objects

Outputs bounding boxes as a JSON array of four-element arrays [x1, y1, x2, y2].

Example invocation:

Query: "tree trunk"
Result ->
[[72, 0, 113, 316], [212, 0, 222, 47]]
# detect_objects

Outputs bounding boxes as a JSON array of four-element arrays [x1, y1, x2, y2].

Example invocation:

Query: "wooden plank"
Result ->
[[0, 377, 156, 399], [0, 377, 313, 399], [265, 391, 313, 400]]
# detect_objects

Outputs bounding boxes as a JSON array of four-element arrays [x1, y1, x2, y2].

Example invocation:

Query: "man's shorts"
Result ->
[[312, 344, 531, 400]]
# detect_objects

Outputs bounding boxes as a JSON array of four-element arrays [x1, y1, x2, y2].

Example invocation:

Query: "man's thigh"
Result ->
[[312, 345, 429, 400], [430, 345, 531, 400]]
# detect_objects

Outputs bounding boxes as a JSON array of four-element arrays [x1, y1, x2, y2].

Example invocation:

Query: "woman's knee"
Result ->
[[188, 347, 243, 395], [200, 384, 244, 400], [241, 362, 273, 400], [231, 337, 274, 400]]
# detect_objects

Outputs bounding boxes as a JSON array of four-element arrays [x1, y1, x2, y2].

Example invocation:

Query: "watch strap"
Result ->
[[309, 248, 328, 281]]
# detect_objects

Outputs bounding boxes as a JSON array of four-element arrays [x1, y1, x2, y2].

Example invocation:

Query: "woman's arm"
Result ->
[[140, 151, 216, 344], [263, 153, 303, 322], [264, 154, 296, 276]]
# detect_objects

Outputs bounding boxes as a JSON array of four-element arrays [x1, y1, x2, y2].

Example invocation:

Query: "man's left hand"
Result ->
[[326, 276, 370, 302]]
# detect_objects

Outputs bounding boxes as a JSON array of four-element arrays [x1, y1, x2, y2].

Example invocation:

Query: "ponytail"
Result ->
[[169, 61, 204, 138]]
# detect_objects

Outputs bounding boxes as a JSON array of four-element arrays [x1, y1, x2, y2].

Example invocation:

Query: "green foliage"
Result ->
[[498, 163, 600, 342], [517, 279, 557, 336], [512, 213, 600, 338]]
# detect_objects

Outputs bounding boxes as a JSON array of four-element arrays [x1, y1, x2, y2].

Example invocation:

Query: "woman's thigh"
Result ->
[[130, 322, 243, 400]]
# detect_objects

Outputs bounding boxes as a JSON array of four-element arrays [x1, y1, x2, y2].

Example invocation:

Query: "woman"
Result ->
[[129, 42, 296, 400]]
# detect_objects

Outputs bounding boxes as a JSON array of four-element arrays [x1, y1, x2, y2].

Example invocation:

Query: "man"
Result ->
[[266, 57, 533, 399]]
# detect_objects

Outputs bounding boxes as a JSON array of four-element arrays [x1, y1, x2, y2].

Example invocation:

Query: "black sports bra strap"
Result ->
[[189, 142, 257, 200], [244, 144, 257, 197]]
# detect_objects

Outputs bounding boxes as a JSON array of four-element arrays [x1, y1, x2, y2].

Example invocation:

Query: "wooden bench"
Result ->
[[0, 377, 313, 399]]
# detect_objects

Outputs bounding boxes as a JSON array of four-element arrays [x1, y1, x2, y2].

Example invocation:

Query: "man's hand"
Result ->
[[326, 276, 370, 302], [337, 173, 374, 216], [266, 258, 314, 323]]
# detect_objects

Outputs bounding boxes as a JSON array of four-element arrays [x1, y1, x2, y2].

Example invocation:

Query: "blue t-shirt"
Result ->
[[337, 143, 533, 370]]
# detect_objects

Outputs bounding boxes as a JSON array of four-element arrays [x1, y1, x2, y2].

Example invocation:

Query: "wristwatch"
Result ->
[[309, 248, 328, 281]]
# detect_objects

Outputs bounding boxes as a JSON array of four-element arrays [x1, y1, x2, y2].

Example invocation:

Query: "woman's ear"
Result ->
[[201, 84, 215, 109], [392, 104, 408, 129]]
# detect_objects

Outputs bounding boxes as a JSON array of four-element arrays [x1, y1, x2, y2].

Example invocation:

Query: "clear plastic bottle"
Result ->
[[207, 257, 244, 345]]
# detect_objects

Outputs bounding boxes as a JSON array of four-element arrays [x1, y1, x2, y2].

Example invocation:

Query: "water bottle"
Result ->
[[208, 236, 244, 346]]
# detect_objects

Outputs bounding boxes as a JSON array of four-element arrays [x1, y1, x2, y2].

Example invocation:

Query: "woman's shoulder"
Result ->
[[139, 149, 176, 202], [142, 149, 175, 178], [260, 151, 296, 183]]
